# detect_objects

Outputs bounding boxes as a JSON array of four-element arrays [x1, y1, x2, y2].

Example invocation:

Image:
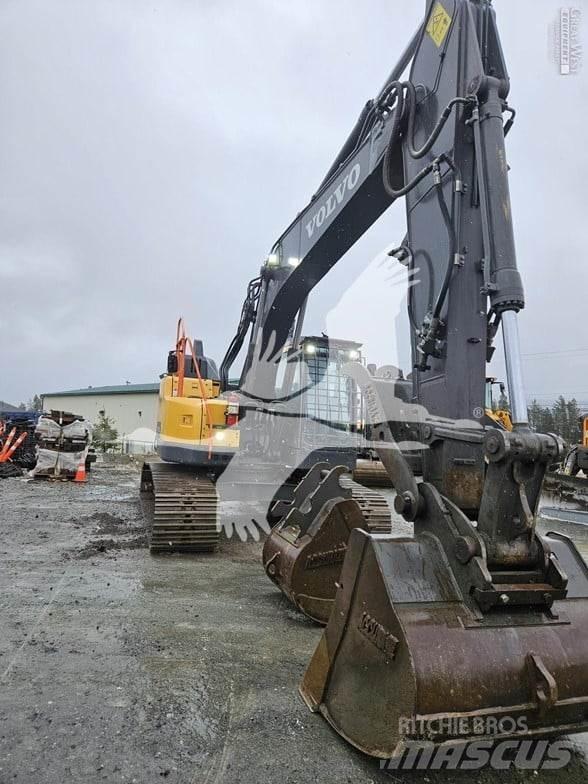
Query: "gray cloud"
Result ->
[[0, 0, 586, 406]]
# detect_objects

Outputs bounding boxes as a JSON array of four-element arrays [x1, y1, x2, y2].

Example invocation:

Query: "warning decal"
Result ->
[[426, 1, 452, 48]]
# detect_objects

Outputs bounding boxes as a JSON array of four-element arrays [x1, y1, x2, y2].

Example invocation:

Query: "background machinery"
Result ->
[[561, 415, 588, 476], [484, 376, 512, 430], [141, 321, 390, 552], [226, 0, 588, 759], [542, 414, 588, 525]]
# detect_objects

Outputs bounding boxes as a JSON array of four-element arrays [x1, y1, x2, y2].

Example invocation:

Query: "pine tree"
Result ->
[[527, 396, 583, 445], [565, 398, 582, 444], [92, 412, 118, 453], [28, 395, 43, 412], [552, 396, 568, 439], [528, 400, 541, 431]]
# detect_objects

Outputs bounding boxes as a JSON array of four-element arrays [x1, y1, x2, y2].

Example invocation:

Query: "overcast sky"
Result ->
[[1, 0, 587, 406]]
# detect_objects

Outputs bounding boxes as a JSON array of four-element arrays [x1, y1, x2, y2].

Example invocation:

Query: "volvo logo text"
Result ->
[[305, 163, 361, 239]]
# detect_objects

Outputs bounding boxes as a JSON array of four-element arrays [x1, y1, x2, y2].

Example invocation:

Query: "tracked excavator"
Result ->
[[243, 0, 588, 759], [140, 320, 391, 552]]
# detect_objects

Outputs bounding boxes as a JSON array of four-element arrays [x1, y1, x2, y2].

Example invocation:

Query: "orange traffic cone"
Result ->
[[74, 456, 87, 483]]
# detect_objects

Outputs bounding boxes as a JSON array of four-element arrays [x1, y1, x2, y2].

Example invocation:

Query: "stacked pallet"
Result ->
[[30, 410, 92, 480]]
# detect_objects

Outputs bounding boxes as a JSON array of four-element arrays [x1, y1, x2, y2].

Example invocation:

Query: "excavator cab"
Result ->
[[142, 323, 390, 553], [269, 335, 365, 469], [155, 325, 241, 468], [562, 415, 588, 475]]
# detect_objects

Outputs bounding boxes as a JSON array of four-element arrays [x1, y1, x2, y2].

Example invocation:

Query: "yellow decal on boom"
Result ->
[[426, 1, 452, 48]]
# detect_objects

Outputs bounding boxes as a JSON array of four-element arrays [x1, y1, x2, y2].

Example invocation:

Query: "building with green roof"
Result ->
[[41, 383, 160, 450]]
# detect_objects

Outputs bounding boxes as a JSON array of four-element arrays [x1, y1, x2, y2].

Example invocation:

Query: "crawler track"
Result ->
[[140, 462, 218, 552], [345, 479, 391, 533], [352, 458, 393, 489], [140, 462, 391, 553]]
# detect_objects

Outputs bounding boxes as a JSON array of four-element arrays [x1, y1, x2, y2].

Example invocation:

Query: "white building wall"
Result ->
[[41, 392, 159, 441]]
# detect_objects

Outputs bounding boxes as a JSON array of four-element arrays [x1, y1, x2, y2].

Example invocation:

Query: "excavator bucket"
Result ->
[[263, 463, 391, 624], [301, 523, 588, 759]]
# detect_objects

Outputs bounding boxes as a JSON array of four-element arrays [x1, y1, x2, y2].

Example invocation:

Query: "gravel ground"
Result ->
[[0, 461, 587, 784]]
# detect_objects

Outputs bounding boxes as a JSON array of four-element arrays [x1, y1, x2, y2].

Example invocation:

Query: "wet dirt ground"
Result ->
[[1, 461, 587, 784]]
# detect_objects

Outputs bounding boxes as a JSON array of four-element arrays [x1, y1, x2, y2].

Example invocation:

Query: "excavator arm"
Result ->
[[228, 1, 530, 519], [224, 3, 525, 483], [219, 26, 424, 397]]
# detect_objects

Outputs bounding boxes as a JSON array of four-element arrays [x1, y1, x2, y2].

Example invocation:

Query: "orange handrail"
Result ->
[[172, 318, 213, 459], [185, 336, 214, 460], [176, 317, 187, 398]]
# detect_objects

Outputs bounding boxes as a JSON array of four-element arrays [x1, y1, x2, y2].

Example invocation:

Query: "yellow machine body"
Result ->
[[485, 378, 513, 431], [156, 374, 240, 462]]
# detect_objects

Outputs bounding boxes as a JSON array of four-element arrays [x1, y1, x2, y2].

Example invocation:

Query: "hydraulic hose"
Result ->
[[382, 82, 473, 199], [389, 244, 435, 333], [219, 276, 262, 390], [381, 85, 438, 199], [317, 100, 376, 192], [381, 82, 465, 353], [383, 153, 437, 199], [315, 21, 424, 193], [431, 177, 457, 320], [404, 81, 473, 160]]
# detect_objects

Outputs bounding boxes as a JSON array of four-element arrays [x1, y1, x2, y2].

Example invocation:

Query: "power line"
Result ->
[[527, 391, 588, 396], [522, 348, 588, 359]]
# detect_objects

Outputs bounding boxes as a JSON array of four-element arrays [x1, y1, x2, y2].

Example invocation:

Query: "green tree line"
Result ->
[[527, 396, 584, 445]]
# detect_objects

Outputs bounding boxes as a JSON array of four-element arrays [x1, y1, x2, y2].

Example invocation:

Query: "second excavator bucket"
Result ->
[[301, 524, 588, 759], [263, 463, 391, 624], [264, 496, 366, 624]]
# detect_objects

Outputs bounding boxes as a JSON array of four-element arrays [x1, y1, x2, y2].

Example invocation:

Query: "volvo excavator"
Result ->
[[141, 0, 588, 759], [237, 0, 588, 760]]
